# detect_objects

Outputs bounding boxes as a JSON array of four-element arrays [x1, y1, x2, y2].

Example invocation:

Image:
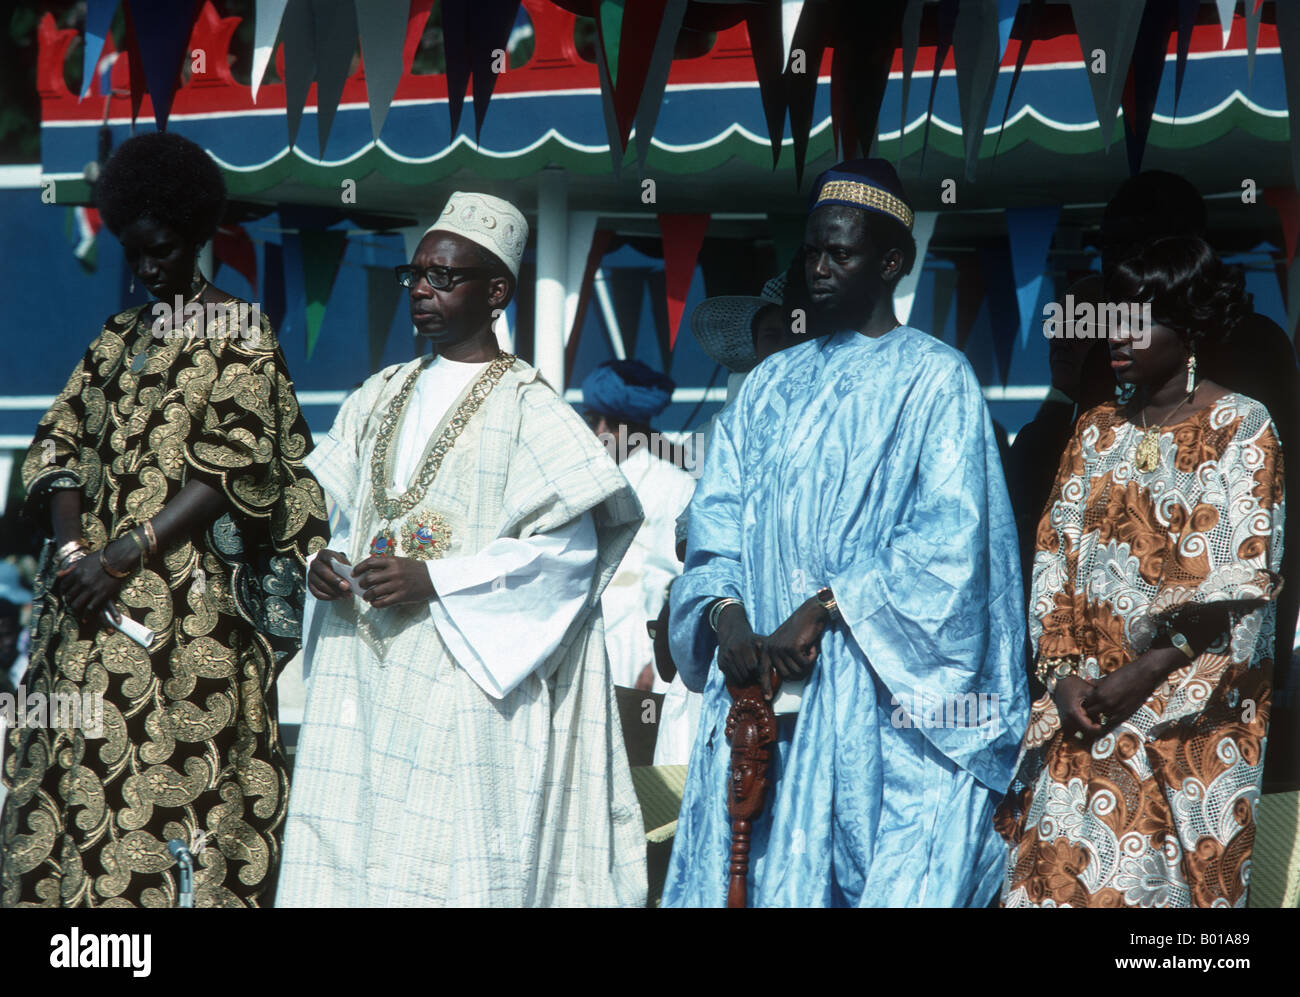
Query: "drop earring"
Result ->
[[130, 274, 135, 294], [188, 259, 205, 299], [1185, 352, 1197, 396]]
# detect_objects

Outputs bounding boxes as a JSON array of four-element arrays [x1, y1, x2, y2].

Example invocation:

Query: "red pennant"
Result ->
[[1265, 188, 1300, 266], [611, 0, 669, 152], [565, 229, 615, 383], [657, 213, 711, 350], [213, 225, 259, 296]]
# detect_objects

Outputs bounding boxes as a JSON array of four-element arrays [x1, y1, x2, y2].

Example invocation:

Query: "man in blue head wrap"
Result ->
[[664, 159, 1029, 907], [581, 361, 696, 699]]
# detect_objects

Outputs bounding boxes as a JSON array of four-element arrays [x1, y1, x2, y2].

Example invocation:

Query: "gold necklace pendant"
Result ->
[[1134, 426, 1161, 471]]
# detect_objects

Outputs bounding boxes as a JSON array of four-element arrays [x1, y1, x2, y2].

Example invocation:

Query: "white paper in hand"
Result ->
[[328, 559, 357, 597]]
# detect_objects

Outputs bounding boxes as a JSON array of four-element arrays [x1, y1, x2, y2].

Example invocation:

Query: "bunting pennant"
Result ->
[[1005, 205, 1060, 349], [658, 213, 710, 349], [743, 2, 787, 167], [124, 0, 201, 130], [120, 2, 149, 123], [442, 0, 524, 139], [978, 239, 1020, 385], [919, 0, 959, 175], [1245, 0, 1263, 89], [308, 0, 359, 155], [781, 1, 804, 72], [365, 264, 403, 373], [831, 0, 906, 161], [301, 230, 347, 360], [784, 0, 832, 186], [953, 0, 1003, 182], [632, 0, 689, 176], [1264, 188, 1300, 266], [895, 211, 938, 327], [213, 224, 258, 295], [80, 0, 117, 101], [994, 0, 1043, 157], [250, 0, 289, 103], [1275, 0, 1300, 189], [1173, 0, 1198, 116], [356, 0, 408, 139], [610, 0, 661, 151], [1215, 0, 1236, 49], [1123, 0, 1177, 177], [897, 0, 924, 162], [280, 0, 317, 149], [1068, 0, 1145, 152]]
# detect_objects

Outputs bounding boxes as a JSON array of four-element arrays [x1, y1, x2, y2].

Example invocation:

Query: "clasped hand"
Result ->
[[307, 550, 433, 608], [1054, 647, 1185, 740], [58, 538, 134, 623], [717, 597, 828, 700]]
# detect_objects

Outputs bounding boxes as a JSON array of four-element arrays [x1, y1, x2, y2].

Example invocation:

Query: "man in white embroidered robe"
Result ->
[[277, 192, 647, 907]]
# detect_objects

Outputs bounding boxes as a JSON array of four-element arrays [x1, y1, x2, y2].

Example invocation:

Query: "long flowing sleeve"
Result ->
[[668, 407, 746, 692], [826, 361, 1028, 789], [426, 511, 598, 699], [21, 337, 102, 518]]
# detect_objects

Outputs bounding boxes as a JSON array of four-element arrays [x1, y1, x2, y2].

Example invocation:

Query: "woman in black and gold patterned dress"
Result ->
[[0, 132, 328, 907]]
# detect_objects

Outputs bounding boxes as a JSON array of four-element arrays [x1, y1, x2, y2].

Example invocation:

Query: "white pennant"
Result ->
[[782, 0, 804, 71], [251, 0, 290, 103], [1215, 0, 1236, 50]]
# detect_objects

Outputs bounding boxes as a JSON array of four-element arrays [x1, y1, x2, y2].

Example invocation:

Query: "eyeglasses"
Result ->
[[394, 264, 495, 290]]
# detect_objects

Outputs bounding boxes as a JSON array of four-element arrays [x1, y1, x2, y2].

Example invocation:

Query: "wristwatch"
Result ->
[[1169, 631, 1197, 661], [816, 586, 840, 623]]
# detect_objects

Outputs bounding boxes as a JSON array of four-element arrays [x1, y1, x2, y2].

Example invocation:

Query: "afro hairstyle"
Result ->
[[95, 132, 227, 247]]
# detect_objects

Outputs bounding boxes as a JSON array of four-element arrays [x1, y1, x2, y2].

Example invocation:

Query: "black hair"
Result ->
[[1106, 235, 1251, 351], [94, 132, 227, 246], [1103, 170, 1207, 240]]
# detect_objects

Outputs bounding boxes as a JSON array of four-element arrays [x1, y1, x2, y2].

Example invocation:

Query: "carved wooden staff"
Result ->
[[724, 671, 781, 908]]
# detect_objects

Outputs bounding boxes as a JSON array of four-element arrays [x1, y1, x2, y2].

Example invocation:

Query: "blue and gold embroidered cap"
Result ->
[[808, 158, 914, 230]]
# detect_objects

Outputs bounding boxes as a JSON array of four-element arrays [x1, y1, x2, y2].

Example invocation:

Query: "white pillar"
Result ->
[[534, 168, 569, 391], [197, 241, 215, 282]]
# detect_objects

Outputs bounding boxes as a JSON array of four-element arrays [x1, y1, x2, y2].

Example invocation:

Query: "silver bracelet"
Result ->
[[709, 597, 743, 632]]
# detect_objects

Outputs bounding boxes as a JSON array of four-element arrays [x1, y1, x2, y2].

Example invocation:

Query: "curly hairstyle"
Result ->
[[1106, 235, 1251, 351], [94, 132, 227, 246]]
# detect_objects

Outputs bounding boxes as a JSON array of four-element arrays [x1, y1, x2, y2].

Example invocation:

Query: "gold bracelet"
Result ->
[[56, 539, 87, 563], [99, 550, 131, 580], [143, 520, 158, 555]]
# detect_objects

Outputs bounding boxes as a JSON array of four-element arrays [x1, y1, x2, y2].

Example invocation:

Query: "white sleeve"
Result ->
[[425, 511, 599, 699]]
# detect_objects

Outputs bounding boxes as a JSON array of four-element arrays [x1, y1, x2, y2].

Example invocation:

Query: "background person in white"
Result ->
[[277, 192, 647, 907], [581, 360, 694, 696]]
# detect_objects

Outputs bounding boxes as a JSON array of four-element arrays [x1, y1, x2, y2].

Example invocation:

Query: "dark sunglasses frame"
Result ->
[[394, 264, 496, 290]]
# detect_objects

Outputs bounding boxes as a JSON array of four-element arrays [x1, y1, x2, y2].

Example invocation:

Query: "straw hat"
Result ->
[[688, 273, 787, 374]]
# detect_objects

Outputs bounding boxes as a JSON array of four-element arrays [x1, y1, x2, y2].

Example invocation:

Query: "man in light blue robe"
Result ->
[[664, 159, 1029, 907]]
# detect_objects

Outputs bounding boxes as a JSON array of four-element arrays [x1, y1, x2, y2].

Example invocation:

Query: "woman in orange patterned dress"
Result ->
[[997, 236, 1284, 907]]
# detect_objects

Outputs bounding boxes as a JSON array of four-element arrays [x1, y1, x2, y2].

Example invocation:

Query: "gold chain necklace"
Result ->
[[1134, 388, 1196, 472], [368, 351, 515, 525]]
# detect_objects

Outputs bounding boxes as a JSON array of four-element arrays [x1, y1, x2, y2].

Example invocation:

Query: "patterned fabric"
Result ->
[[277, 355, 648, 907], [997, 393, 1284, 908], [1, 304, 328, 908], [665, 327, 1029, 907]]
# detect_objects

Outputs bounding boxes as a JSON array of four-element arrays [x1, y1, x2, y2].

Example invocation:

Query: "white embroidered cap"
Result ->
[[424, 191, 529, 278]]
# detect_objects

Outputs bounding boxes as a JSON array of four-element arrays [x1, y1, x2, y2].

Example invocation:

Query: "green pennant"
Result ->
[[599, 0, 624, 89], [302, 231, 347, 360]]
